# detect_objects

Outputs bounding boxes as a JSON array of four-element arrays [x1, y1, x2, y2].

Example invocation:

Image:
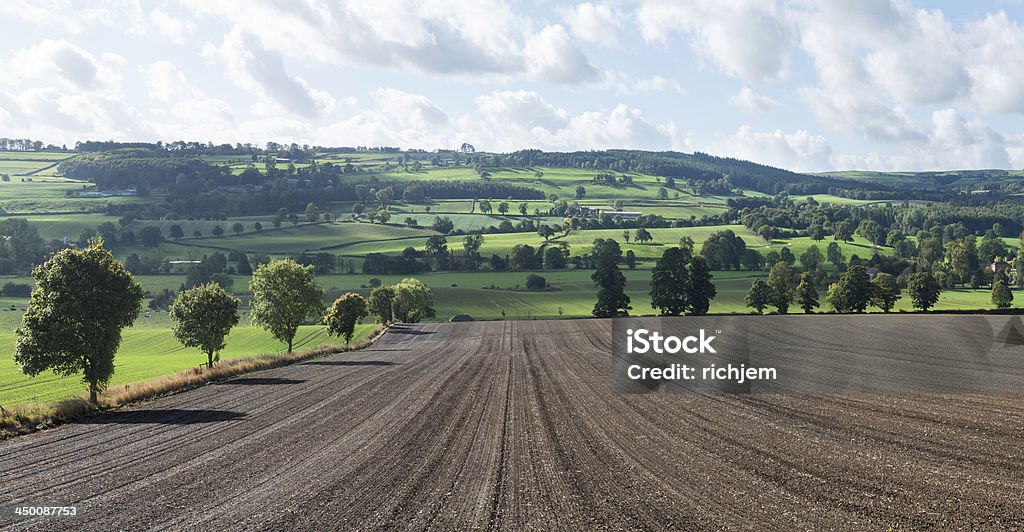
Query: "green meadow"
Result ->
[[0, 324, 376, 407]]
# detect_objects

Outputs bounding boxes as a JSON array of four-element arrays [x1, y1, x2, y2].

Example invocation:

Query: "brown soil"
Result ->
[[1, 319, 1021, 530]]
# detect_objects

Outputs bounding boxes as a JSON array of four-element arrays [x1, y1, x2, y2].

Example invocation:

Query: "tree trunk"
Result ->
[[208, 350, 214, 368], [89, 381, 98, 405], [288, 337, 293, 353]]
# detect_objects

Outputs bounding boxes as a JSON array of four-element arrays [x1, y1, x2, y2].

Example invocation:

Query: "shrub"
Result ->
[[526, 274, 547, 290], [1, 282, 32, 297]]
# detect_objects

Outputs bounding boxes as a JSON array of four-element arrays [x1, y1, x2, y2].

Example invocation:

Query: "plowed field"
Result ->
[[1, 319, 1022, 530]]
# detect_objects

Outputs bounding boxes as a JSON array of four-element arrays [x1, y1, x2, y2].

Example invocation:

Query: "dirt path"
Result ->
[[1, 319, 1022, 530]]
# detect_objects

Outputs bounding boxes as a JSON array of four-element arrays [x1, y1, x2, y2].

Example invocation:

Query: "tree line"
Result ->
[[12, 240, 434, 404], [590, 237, 716, 318]]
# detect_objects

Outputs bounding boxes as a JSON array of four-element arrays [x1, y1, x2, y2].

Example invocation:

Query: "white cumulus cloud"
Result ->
[[560, 2, 623, 45], [201, 28, 335, 118], [710, 125, 832, 172], [730, 87, 778, 112], [637, 0, 793, 83]]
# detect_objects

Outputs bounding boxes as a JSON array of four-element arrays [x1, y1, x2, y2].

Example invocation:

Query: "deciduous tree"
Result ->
[[650, 247, 690, 316], [834, 220, 853, 242], [139, 226, 164, 248], [992, 278, 1013, 309], [870, 272, 901, 312], [635, 228, 653, 244], [544, 246, 567, 269], [767, 261, 794, 314], [687, 256, 716, 316], [592, 257, 631, 317], [368, 285, 395, 323], [14, 240, 143, 403], [827, 241, 844, 269], [828, 264, 872, 313], [745, 279, 771, 314], [908, 272, 941, 312], [170, 283, 240, 368], [249, 259, 325, 352], [391, 278, 435, 323], [169, 224, 184, 240], [463, 233, 484, 256], [323, 292, 369, 346], [800, 245, 823, 271], [796, 272, 819, 313]]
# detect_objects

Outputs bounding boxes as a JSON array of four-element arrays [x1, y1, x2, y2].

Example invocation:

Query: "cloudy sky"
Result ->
[[2, 0, 1024, 172]]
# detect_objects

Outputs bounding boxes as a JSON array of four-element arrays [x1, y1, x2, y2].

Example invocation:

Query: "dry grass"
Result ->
[[0, 326, 387, 439]]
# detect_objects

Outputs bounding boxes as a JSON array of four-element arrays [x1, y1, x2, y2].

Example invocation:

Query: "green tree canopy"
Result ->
[[170, 282, 240, 367], [635, 228, 653, 244], [908, 272, 941, 312], [944, 240, 971, 286], [687, 256, 716, 315], [305, 202, 320, 222], [828, 264, 872, 313], [992, 278, 1013, 309], [543, 246, 567, 269], [138, 225, 164, 248], [826, 241, 844, 268], [869, 272, 901, 312], [425, 235, 448, 256], [834, 220, 854, 242], [249, 259, 325, 352], [857, 219, 883, 248], [800, 245, 823, 271], [525, 274, 547, 290], [324, 292, 369, 346], [796, 272, 819, 313], [700, 229, 746, 270], [745, 279, 771, 314], [14, 240, 144, 403], [368, 285, 395, 323], [650, 247, 690, 316], [463, 233, 485, 256], [391, 278, 435, 323], [767, 261, 794, 314], [592, 257, 631, 317], [169, 224, 184, 240]]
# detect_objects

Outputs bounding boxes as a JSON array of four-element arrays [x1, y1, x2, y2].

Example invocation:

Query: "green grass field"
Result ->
[[0, 178, 88, 199], [2, 213, 120, 241], [0, 197, 139, 214], [178, 221, 438, 254], [0, 324, 376, 407]]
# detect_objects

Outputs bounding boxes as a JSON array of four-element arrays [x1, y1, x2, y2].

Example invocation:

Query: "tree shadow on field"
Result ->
[[388, 328, 434, 336], [85, 409, 246, 425], [217, 378, 306, 385], [302, 360, 396, 366]]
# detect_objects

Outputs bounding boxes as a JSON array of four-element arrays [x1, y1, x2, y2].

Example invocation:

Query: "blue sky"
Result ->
[[1, 0, 1024, 172]]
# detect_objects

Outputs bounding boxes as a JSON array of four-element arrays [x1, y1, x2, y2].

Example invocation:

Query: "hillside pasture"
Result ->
[[163, 221, 439, 255]]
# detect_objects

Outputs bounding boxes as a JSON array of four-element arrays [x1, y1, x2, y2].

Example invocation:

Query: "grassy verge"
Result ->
[[0, 325, 388, 439], [0, 324, 376, 405]]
